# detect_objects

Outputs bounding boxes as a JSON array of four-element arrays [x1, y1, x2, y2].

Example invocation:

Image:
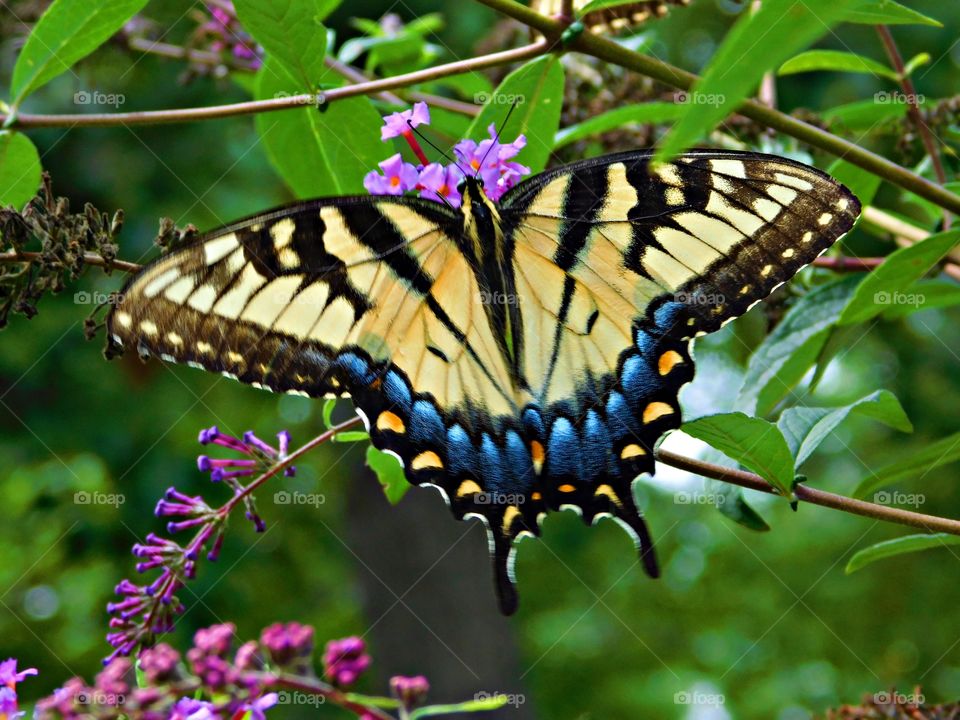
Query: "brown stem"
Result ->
[[0, 249, 142, 273], [875, 25, 950, 228], [125, 36, 259, 72], [0, 41, 548, 128], [224, 416, 364, 512], [811, 256, 884, 271], [655, 448, 960, 536], [259, 673, 396, 720]]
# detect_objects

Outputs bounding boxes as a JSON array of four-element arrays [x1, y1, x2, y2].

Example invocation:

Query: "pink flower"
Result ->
[[364, 154, 420, 196], [380, 102, 430, 141], [454, 124, 530, 200], [418, 163, 463, 207]]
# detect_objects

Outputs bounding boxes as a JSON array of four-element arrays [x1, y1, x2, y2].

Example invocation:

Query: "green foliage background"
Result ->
[[1, 1, 959, 718]]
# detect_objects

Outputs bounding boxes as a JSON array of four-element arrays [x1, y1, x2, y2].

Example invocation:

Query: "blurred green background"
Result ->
[[1, 1, 959, 718]]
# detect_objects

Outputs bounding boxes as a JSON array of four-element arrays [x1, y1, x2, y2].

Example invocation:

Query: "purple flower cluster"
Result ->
[[364, 102, 530, 207], [322, 636, 371, 686], [37, 625, 285, 720], [107, 426, 295, 661]]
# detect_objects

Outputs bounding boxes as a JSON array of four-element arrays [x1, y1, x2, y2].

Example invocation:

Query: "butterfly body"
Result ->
[[106, 150, 859, 614]]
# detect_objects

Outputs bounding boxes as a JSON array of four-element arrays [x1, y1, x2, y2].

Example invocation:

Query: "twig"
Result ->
[[125, 36, 259, 72], [472, 0, 960, 217], [811, 256, 884, 271], [655, 448, 960, 536], [0, 40, 548, 128], [261, 673, 396, 720], [0, 249, 141, 273], [875, 26, 950, 228]]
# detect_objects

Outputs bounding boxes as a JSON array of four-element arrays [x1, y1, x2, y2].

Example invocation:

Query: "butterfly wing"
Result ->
[[496, 148, 859, 585]]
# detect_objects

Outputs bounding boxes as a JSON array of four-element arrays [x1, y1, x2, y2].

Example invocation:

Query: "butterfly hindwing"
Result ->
[[107, 150, 860, 615]]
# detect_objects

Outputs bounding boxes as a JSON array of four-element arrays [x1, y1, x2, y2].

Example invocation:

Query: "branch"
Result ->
[[655, 448, 960, 536], [0, 40, 548, 129], [472, 0, 960, 216], [0, 249, 141, 273], [261, 673, 396, 720], [875, 25, 950, 229], [811, 256, 884, 271]]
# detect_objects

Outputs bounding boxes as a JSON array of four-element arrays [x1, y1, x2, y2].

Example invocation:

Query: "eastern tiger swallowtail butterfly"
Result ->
[[106, 149, 859, 614]]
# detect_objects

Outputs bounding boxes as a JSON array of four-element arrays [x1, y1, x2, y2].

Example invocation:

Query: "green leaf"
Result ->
[[467, 56, 564, 175], [232, 0, 329, 88], [254, 59, 383, 197], [822, 99, 908, 131], [837, 229, 960, 326], [778, 390, 912, 467], [853, 430, 960, 499], [322, 399, 336, 429], [778, 50, 898, 80], [682, 413, 796, 498], [655, 0, 862, 162], [903, 52, 931, 77], [737, 275, 863, 416], [10, 0, 150, 106], [332, 431, 370, 443], [840, 0, 941, 27], [314, 0, 342, 21], [410, 696, 511, 718], [576, 0, 648, 14], [827, 157, 882, 208], [880, 279, 960, 319], [365, 445, 409, 505], [554, 102, 684, 148], [0, 131, 41, 209], [846, 534, 960, 574], [706, 479, 771, 531]]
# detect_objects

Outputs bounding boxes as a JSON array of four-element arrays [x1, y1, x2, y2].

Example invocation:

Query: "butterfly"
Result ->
[[106, 149, 860, 614]]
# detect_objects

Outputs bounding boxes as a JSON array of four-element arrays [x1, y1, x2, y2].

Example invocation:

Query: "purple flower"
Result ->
[[364, 154, 420, 196], [234, 641, 262, 671], [260, 622, 314, 667], [0, 659, 36, 690], [168, 697, 215, 720], [194, 624, 235, 656], [322, 637, 371, 687], [0, 686, 23, 720], [418, 163, 463, 207], [239, 692, 278, 720], [94, 658, 130, 698], [454, 123, 530, 200], [138, 644, 181, 684], [381, 101, 430, 141], [390, 675, 429, 709]]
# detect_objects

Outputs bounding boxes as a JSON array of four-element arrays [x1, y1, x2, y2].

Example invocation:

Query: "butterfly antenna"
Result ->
[[474, 98, 520, 180], [407, 120, 469, 178]]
